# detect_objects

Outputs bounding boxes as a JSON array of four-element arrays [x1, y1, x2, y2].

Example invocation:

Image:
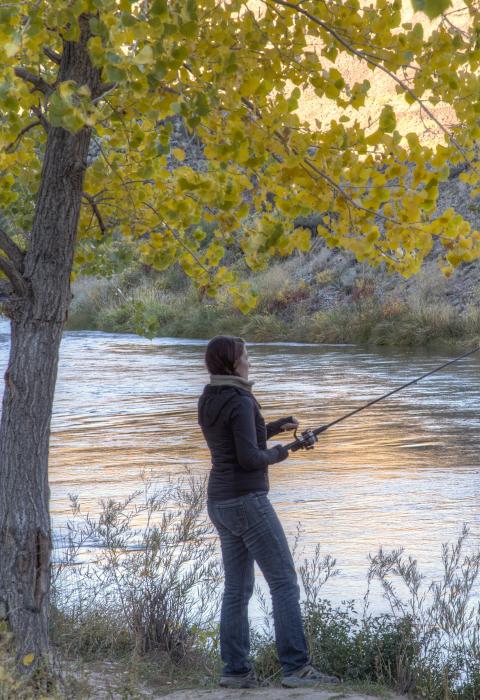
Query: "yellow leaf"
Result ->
[[239, 74, 260, 96], [412, 0, 451, 20], [172, 148, 185, 161], [77, 84, 91, 97], [5, 38, 20, 58], [22, 653, 35, 667], [291, 227, 311, 253], [441, 264, 453, 277], [58, 81, 76, 99]]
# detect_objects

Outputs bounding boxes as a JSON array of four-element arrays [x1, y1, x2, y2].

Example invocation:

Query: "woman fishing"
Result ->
[[198, 335, 339, 689]]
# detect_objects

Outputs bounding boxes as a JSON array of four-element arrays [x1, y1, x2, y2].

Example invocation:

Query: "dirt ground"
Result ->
[[161, 689, 405, 700], [72, 660, 406, 699]]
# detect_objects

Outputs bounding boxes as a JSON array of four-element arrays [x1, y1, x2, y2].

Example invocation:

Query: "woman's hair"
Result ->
[[205, 335, 245, 375]]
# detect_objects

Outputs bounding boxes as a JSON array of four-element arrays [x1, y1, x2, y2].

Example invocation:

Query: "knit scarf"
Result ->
[[209, 374, 254, 392]]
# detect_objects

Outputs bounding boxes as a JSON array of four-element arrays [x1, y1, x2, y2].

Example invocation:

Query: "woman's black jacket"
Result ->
[[198, 384, 289, 500]]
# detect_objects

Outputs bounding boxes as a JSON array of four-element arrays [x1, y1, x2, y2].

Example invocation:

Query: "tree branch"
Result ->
[[4, 121, 41, 153], [82, 193, 106, 235], [0, 279, 13, 301], [14, 67, 53, 96], [241, 96, 425, 232], [93, 82, 117, 102], [301, 158, 422, 227], [43, 46, 61, 64], [31, 105, 50, 132], [0, 256, 28, 297], [78, 12, 95, 46], [0, 229, 25, 270]]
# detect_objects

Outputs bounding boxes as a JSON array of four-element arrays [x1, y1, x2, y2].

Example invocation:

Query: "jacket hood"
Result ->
[[198, 385, 243, 428]]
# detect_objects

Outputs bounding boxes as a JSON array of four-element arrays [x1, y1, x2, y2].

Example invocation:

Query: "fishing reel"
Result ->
[[290, 428, 318, 451]]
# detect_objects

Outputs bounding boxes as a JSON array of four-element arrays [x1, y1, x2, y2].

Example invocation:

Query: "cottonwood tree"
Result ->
[[0, 0, 479, 668]]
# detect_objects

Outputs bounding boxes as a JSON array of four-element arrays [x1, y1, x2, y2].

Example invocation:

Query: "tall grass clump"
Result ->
[[51, 472, 221, 672], [302, 300, 480, 348], [67, 276, 120, 331], [366, 525, 480, 698], [250, 543, 419, 690]]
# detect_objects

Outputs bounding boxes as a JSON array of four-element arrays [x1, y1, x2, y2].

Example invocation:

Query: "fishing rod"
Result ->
[[285, 345, 480, 452]]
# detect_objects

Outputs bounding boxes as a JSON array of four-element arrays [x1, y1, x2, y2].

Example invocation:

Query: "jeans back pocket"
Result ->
[[215, 502, 248, 536]]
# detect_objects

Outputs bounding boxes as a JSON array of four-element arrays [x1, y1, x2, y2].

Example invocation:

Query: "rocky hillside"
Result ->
[[294, 163, 480, 314]]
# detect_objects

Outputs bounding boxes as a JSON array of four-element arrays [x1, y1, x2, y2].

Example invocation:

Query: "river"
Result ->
[[1, 317, 479, 608]]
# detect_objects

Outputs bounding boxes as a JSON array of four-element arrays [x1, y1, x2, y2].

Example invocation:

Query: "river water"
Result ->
[[1, 317, 479, 608]]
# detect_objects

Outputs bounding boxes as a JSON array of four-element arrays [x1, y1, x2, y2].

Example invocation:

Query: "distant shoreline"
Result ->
[[66, 259, 480, 349]]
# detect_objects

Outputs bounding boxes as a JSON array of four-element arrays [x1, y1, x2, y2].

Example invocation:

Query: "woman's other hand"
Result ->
[[279, 416, 299, 432], [266, 416, 299, 439]]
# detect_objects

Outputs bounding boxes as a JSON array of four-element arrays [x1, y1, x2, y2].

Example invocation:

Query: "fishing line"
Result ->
[[285, 345, 480, 451]]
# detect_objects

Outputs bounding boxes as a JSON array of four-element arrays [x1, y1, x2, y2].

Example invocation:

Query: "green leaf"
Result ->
[[89, 16, 108, 38], [411, 22, 424, 41], [195, 92, 209, 117], [411, 0, 451, 19], [134, 45, 154, 65], [120, 12, 137, 27], [379, 104, 396, 133], [180, 21, 197, 38], [151, 0, 168, 17], [104, 65, 127, 82]]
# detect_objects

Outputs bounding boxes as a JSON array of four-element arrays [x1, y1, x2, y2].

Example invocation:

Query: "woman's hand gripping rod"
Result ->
[[284, 345, 480, 452]]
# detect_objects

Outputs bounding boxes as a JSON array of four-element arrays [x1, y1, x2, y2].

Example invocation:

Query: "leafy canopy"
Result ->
[[1, 0, 480, 310]]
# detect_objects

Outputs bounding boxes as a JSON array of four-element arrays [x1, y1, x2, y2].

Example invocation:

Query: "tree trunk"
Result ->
[[0, 20, 100, 666]]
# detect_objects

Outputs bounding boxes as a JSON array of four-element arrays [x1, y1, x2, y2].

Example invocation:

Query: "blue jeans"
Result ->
[[207, 492, 309, 676]]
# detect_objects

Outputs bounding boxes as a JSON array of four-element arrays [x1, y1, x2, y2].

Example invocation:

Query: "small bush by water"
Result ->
[[51, 472, 221, 665], [50, 473, 480, 698]]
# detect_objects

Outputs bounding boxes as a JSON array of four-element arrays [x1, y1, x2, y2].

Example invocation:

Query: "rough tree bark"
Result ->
[[0, 16, 101, 666]]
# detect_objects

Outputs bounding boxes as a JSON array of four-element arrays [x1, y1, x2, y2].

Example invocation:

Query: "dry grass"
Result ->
[[67, 259, 480, 349]]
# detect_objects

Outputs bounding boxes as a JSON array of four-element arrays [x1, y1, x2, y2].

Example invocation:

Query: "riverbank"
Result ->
[[38, 476, 480, 699], [2, 473, 480, 698], [64, 661, 407, 700], [0, 646, 403, 699], [67, 246, 480, 348]]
